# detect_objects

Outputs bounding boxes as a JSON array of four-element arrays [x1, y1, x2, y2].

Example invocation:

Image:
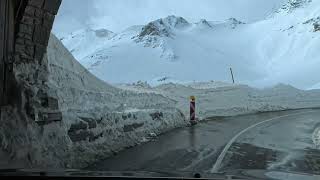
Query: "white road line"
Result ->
[[210, 110, 315, 173]]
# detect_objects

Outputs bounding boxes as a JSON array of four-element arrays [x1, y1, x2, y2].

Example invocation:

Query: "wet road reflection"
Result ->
[[222, 142, 320, 175], [189, 126, 196, 148], [87, 109, 320, 176]]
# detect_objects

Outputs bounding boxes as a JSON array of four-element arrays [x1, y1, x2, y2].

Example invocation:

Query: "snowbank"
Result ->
[[313, 126, 320, 148], [47, 34, 187, 168], [116, 82, 320, 119], [0, 34, 186, 169]]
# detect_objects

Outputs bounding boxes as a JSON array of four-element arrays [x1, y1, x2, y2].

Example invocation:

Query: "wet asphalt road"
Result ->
[[88, 109, 320, 175]]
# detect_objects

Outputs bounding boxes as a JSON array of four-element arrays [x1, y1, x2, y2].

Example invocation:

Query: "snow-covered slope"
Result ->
[[61, 16, 252, 85], [60, 0, 320, 90], [60, 28, 116, 60]]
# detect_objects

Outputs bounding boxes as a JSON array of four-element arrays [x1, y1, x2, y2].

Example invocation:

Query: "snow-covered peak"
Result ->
[[226, 18, 245, 25], [204, 18, 245, 30], [280, 0, 312, 12], [132, 16, 190, 60], [160, 15, 190, 29], [195, 19, 213, 28], [138, 15, 190, 38]]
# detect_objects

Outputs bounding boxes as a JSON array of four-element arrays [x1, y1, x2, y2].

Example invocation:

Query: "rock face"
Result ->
[[138, 15, 190, 38], [196, 19, 213, 28], [135, 15, 190, 49], [314, 22, 320, 31], [226, 18, 245, 29], [0, 34, 187, 169], [281, 0, 312, 11], [94, 29, 114, 38]]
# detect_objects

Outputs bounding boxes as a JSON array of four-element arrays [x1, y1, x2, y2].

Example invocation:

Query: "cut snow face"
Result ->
[[59, 0, 320, 90]]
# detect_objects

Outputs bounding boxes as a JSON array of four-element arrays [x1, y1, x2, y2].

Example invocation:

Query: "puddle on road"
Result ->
[[220, 142, 320, 175]]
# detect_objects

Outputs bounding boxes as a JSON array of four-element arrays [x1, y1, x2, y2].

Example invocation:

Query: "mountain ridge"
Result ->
[[59, 0, 320, 89]]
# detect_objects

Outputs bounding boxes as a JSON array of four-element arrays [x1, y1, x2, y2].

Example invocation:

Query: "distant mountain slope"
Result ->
[[60, 0, 320, 89], [60, 28, 116, 60]]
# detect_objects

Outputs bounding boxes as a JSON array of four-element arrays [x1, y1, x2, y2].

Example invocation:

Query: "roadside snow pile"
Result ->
[[313, 126, 320, 148], [117, 82, 320, 119], [45, 34, 188, 168], [49, 30, 320, 167], [185, 81, 237, 90], [0, 34, 186, 170]]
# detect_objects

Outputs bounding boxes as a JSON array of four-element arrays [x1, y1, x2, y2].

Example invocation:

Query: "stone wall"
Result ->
[[12, 0, 62, 123], [0, 0, 67, 169], [15, 0, 61, 63]]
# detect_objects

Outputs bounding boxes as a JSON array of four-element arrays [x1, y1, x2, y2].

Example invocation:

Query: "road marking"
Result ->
[[210, 110, 315, 173]]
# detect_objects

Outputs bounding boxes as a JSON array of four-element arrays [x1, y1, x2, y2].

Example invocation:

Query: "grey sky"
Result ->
[[53, 0, 287, 36]]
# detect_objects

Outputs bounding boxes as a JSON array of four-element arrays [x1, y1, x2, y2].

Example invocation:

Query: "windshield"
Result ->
[[1, 0, 320, 179]]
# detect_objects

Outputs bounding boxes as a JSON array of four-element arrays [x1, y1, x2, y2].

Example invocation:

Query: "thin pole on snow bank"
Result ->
[[230, 67, 235, 84]]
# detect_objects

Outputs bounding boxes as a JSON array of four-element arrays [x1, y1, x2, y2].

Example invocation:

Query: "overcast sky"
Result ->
[[53, 0, 287, 36]]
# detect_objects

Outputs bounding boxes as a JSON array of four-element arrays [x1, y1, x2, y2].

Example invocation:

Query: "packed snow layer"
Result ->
[[313, 126, 320, 148], [0, 34, 186, 169], [116, 82, 320, 119], [60, 0, 320, 90], [47, 34, 187, 168]]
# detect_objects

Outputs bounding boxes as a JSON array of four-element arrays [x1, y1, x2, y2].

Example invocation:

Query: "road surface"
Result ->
[[87, 109, 320, 176]]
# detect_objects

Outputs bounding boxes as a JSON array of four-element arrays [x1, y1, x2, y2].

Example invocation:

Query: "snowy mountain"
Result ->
[[60, 28, 116, 60], [61, 16, 250, 86], [281, 0, 312, 11], [60, 0, 320, 89]]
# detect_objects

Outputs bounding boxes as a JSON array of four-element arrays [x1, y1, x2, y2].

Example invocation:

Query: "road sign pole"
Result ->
[[230, 67, 235, 84], [190, 96, 196, 125]]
